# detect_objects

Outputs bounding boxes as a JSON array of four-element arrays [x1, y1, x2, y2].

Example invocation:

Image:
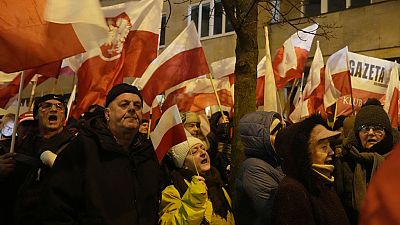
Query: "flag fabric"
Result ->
[[0, 61, 62, 109], [150, 105, 187, 162], [210, 57, 236, 84], [272, 24, 319, 89], [0, 0, 108, 73], [136, 22, 210, 111], [383, 62, 399, 128], [162, 77, 233, 113], [290, 43, 327, 122], [256, 57, 267, 108], [72, 0, 163, 119], [324, 46, 352, 109], [142, 98, 163, 131], [263, 26, 281, 112]]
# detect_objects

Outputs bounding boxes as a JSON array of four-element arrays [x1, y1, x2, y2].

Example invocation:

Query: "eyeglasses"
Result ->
[[358, 125, 385, 136], [39, 102, 65, 111]]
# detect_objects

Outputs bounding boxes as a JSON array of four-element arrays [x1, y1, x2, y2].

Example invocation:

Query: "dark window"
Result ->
[[159, 15, 166, 46], [304, 0, 321, 17], [351, 0, 370, 8], [201, 3, 210, 37], [191, 5, 199, 31], [213, 0, 223, 35], [328, 0, 346, 12]]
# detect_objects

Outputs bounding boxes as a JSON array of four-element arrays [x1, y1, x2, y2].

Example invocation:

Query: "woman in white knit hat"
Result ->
[[159, 136, 234, 225]]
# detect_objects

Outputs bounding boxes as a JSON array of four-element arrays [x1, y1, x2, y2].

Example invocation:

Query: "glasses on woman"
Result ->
[[39, 102, 65, 111], [358, 125, 385, 137]]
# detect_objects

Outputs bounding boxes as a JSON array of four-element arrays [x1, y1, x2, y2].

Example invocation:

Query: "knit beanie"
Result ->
[[105, 83, 142, 107], [354, 105, 391, 134], [180, 112, 200, 124], [169, 137, 204, 168], [33, 94, 67, 119]]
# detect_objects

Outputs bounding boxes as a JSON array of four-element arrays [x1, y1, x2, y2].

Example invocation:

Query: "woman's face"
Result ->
[[183, 143, 210, 173]]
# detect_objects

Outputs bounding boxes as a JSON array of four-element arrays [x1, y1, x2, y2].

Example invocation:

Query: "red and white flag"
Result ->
[[384, 62, 399, 128], [256, 57, 267, 108], [162, 77, 233, 113], [72, 0, 163, 119], [0, 61, 62, 109], [0, 0, 108, 73], [324, 46, 352, 109], [136, 22, 210, 111], [272, 24, 318, 89], [150, 105, 187, 162], [211, 57, 236, 84], [290, 43, 326, 122]]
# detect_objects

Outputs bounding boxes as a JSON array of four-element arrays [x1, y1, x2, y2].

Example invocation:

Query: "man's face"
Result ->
[[184, 122, 200, 136], [37, 99, 65, 133], [105, 93, 142, 133], [139, 122, 149, 134], [311, 139, 334, 165], [358, 125, 385, 149]]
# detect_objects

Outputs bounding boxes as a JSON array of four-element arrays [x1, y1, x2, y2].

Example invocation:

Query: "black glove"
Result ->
[[216, 123, 231, 143]]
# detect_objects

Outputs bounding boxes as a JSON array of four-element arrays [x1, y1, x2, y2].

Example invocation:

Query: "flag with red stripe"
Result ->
[[384, 62, 399, 128], [0, 0, 108, 73], [272, 24, 318, 89], [150, 105, 187, 162], [136, 22, 210, 111]]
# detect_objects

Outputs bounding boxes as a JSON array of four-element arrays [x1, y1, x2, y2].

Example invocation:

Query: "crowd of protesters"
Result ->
[[0, 83, 399, 225]]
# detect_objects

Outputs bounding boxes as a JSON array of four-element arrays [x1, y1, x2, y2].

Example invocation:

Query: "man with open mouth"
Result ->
[[8, 94, 76, 225]]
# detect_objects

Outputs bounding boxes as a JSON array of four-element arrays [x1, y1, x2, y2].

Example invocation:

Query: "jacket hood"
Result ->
[[277, 115, 331, 193], [238, 111, 282, 166]]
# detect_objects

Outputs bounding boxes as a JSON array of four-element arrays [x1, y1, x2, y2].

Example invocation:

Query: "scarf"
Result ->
[[170, 167, 231, 219]]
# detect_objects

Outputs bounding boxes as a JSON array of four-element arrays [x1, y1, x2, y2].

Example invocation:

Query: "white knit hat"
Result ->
[[169, 137, 204, 168]]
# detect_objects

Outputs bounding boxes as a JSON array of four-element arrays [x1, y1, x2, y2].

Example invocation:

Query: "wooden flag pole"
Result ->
[[283, 78, 299, 118], [10, 71, 25, 153], [187, 140, 200, 177], [208, 73, 227, 123], [28, 74, 38, 110]]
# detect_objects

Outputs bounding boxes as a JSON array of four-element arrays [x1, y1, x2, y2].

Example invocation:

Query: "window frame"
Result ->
[[188, 0, 235, 40]]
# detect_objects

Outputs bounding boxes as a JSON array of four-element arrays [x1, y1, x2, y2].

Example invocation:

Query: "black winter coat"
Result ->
[[39, 116, 161, 225]]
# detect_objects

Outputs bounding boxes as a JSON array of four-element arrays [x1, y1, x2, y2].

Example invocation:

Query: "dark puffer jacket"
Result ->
[[235, 111, 285, 225], [271, 115, 349, 225], [39, 116, 161, 225]]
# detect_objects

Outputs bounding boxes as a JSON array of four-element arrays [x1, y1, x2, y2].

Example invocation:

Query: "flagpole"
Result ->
[[187, 140, 200, 177], [10, 71, 25, 153], [147, 113, 152, 140], [208, 73, 227, 123], [299, 73, 305, 121], [283, 78, 299, 119], [28, 74, 38, 110]]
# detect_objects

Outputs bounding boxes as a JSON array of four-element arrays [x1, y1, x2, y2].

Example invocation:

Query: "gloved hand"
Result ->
[[216, 123, 231, 143]]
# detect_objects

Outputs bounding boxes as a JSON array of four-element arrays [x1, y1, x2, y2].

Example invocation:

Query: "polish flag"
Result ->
[[290, 43, 326, 122], [383, 62, 399, 128], [0, 61, 62, 109], [150, 105, 187, 162], [256, 57, 267, 108], [136, 22, 210, 111], [263, 26, 281, 112], [0, 0, 108, 73], [72, 0, 163, 119], [324, 46, 352, 109], [162, 77, 233, 113], [142, 98, 163, 131], [272, 24, 319, 89], [211, 57, 236, 84]]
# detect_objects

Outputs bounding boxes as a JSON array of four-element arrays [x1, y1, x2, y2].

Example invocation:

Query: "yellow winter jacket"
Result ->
[[159, 177, 235, 225]]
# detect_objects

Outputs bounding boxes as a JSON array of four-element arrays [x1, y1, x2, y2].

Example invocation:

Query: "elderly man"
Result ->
[[40, 83, 161, 225], [335, 103, 398, 225]]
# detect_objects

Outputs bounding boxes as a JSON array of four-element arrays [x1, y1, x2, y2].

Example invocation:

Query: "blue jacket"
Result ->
[[235, 111, 285, 225]]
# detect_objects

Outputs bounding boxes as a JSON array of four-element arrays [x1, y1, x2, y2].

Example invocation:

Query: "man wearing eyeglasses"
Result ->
[[1, 94, 76, 225], [335, 103, 399, 225]]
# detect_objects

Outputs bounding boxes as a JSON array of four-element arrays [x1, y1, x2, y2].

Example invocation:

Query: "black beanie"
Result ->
[[354, 105, 391, 134], [33, 94, 67, 119], [105, 83, 142, 107]]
